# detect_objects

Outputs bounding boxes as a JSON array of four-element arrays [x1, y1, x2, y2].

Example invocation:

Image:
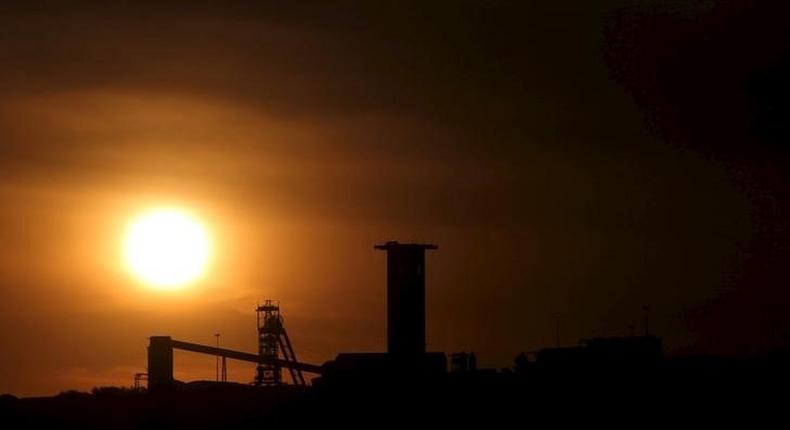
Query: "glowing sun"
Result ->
[[123, 208, 212, 290]]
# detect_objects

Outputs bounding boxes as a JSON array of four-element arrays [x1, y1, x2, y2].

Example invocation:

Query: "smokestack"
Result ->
[[375, 241, 437, 355]]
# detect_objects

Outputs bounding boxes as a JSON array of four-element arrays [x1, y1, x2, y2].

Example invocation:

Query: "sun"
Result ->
[[123, 208, 212, 290]]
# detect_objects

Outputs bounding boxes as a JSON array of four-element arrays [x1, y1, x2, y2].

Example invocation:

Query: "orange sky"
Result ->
[[3, 1, 790, 396]]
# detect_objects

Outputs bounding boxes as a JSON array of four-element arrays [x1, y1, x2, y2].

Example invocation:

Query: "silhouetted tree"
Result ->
[[514, 352, 530, 372]]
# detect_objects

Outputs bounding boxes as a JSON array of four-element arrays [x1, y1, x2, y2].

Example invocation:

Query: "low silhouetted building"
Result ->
[[536, 335, 662, 370]]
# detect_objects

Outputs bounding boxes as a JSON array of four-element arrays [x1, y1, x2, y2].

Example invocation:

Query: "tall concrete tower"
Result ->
[[147, 336, 173, 392], [375, 241, 437, 355]]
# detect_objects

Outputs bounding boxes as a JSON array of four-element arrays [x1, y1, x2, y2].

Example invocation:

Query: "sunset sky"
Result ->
[[2, 1, 790, 396]]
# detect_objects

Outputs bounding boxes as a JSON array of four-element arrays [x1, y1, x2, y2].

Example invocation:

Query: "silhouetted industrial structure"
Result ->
[[534, 335, 662, 369], [143, 240, 668, 394], [316, 241, 446, 384], [450, 352, 477, 373], [374, 241, 437, 355], [147, 311, 321, 392], [255, 300, 304, 386], [145, 240, 447, 389], [132, 372, 148, 390]]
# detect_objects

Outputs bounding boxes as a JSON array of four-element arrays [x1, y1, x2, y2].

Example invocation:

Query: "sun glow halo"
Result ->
[[123, 208, 212, 290]]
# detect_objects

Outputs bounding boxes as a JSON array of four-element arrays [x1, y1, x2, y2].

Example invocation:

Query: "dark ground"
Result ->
[[2, 354, 789, 428]]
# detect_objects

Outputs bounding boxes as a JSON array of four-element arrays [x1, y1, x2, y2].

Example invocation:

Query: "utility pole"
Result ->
[[554, 313, 560, 347], [214, 333, 220, 382]]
